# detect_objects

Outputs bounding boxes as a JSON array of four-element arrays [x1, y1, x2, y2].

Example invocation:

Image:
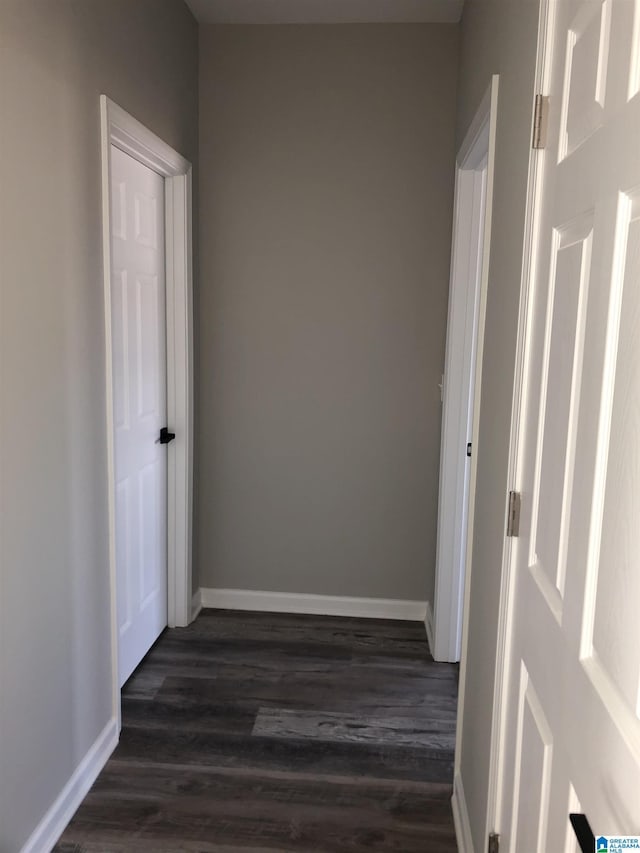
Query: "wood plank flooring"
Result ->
[[55, 610, 459, 852]]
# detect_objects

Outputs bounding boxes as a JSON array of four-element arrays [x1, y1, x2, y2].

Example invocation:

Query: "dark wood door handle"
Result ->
[[158, 427, 176, 444]]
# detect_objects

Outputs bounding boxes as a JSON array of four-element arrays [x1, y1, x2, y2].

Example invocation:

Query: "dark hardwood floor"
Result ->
[[55, 610, 459, 852]]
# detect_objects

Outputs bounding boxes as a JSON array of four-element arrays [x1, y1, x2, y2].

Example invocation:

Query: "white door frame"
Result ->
[[433, 76, 499, 664], [100, 96, 194, 722], [484, 0, 552, 841], [450, 75, 500, 850]]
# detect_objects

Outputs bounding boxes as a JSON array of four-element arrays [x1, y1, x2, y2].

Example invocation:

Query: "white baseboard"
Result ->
[[190, 587, 203, 622], [198, 587, 427, 621], [452, 770, 474, 853], [21, 717, 118, 853]]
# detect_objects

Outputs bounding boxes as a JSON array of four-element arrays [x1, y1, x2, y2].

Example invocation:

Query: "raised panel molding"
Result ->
[[559, 0, 612, 159], [510, 664, 553, 853], [111, 270, 130, 430], [135, 274, 160, 418], [134, 191, 158, 249], [112, 180, 126, 240], [138, 461, 160, 611], [581, 188, 640, 752], [529, 213, 593, 624], [115, 479, 132, 637]]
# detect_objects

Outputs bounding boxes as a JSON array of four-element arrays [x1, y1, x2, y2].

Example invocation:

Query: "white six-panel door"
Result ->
[[499, 0, 640, 847], [110, 145, 168, 687]]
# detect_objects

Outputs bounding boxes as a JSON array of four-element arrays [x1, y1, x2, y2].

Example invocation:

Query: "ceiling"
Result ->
[[185, 0, 464, 25]]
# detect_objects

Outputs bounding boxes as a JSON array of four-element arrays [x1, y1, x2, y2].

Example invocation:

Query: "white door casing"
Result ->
[[497, 0, 640, 848], [433, 167, 486, 663], [434, 78, 498, 663], [111, 146, 168, 687], [100, 97, 193, 720]]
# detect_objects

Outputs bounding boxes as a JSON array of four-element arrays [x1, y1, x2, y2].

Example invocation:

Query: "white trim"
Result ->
[[198, 588, 427, 621], [20, 719, 118, 853], [487, 0, 551, 841], [164, 169, 194, 630], [452, 770, 475, 853], [454, 74, 500, 784], [104, 100, 190, 179], [425, 600, 435, 654], [457, 83, 494, 169], [100, 96, 193, 722], [191, 587, 203, 622], [434, 151, 487, 663], [434, 77, 499, 664]]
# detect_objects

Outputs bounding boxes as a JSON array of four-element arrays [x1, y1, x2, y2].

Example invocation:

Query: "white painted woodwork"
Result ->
[[198, 588, 427, 621], [435, 77, 499, 673], [498, 0, 640, 847], [19, 721, 118, 853], [111, 145, 168, 687], [452, 770, 474, 853], [434, 139, 488, 663], [101, 96, 194, 726]]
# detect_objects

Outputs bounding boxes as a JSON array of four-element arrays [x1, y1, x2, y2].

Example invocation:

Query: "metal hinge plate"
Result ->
[[532, 94, 550, 149], [488, 832, 500, 853], [506, 491, 521, 538]]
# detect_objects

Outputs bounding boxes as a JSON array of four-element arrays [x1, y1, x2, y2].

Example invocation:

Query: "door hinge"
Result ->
[[506, 490, 521, 537], [488, 832, 500, 853], [532, 94, 550, 149]]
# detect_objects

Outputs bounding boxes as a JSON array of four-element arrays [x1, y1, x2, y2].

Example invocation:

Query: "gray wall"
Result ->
[[198, 24, 458, 601], [0, 2, 198, 850], [455, 1, 540, 849]]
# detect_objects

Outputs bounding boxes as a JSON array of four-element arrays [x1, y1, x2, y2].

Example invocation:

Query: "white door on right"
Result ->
[[500, 0, 640, 849]]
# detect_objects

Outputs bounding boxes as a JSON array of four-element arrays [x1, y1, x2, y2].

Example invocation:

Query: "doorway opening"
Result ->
[[432, 76, 499, 664], [100, 97, 194, 721]]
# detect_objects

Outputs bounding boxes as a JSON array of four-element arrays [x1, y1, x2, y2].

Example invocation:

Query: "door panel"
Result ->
[[591, 190, 640, 710], [560, 0, 611, 158], [530, 214, 592, 621], [500, 0, 640, 847], [110, 145, 168, 688], [511, 667, 553, 853]]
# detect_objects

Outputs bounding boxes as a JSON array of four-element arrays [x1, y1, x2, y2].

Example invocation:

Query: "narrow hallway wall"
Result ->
[[0, 2, 198, 849], [198, 24, 459, 604]]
